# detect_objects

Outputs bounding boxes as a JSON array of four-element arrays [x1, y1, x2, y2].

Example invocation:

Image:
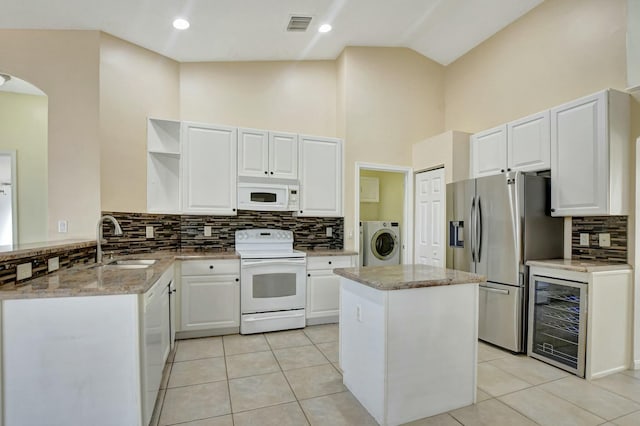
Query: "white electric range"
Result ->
[[235, 228, 307, 334]]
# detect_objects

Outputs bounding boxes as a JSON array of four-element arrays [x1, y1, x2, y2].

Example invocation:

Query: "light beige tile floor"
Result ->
[[153, 325, 640, 426]]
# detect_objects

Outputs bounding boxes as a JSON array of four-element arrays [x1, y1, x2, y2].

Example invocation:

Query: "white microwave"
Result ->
[[237, 182, 300, 211]]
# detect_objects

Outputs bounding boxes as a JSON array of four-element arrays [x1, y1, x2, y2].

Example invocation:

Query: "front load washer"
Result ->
[[362, 221, 401, 266]]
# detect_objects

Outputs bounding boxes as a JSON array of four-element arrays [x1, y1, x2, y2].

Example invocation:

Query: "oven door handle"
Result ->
[[241, 258, 307, 267], [244, 312, 305, 322]]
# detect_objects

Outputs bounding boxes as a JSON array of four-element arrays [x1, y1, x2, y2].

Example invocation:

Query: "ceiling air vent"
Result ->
[[287, 16, 312, 32]]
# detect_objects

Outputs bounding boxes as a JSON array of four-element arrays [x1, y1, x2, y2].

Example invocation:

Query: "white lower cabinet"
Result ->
[[2, 264, 175, 426], [306, 255, 355, 325], [180, 259, 240, 336]]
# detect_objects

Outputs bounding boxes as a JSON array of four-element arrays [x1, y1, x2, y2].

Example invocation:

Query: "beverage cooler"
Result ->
[[528, 275, 587, 377]]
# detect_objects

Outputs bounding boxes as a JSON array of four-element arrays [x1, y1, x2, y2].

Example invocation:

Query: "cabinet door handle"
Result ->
[[209, 265, 214, 269], [270, 171, 274, 175], [300, 210, 303, 213], [501, 169, 505, 173], [550, 208, 556, 213], [264, 171, 268, 175], [328, 261, 332, 265], [307, 273, 311, 277], [507, 168, 511, 172], [235, 278, 239, 282]]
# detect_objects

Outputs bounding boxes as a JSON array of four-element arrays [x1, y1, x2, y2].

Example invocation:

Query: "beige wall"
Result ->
[[99, 34, 180, 213], [0, 30, 101, 241], [412, 130, 470, 183], [628, 0, 640, 88], [445, 0, 627, 133], [340, 47, 445, 249], [180, 61, 337, 136], [359, 170, 405, 224], [0, 92, 48, 243]]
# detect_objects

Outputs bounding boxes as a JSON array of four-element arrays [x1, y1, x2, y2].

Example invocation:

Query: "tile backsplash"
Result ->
[[571, 216, 627, 263], [102, 210, 343, 254]]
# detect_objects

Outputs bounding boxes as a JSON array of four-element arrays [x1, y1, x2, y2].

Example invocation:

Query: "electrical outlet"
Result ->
[[348, 229, 354, 239], [48, 257, 60, 272], [57, 220, 68, 233], [326, 226, 333, 237], [146, 226, 154, 239], [580, 233, 589, 246], [17, 262, 32, 280], [204, 226, 212, 237], [599, 233, 611, 247]]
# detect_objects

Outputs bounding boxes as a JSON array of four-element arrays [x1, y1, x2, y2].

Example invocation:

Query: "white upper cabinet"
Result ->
[[360, 176, 380, 202], [507, 111, 550, 172], [237, 128, 269, 178], [470, 125, 507, 177], [550, 90, 630, 217], [269, 132, 298, 179], [238, 128, 298, 179], [471, 111, 551, 178], [298, 135, 343, 217], [182, 122, 237, 215]]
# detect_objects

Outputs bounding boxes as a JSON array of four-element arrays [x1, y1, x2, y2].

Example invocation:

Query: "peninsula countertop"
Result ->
[[0, 247, 360, 300], [333, 264, 485, 291], [0, 250, 239, 300]]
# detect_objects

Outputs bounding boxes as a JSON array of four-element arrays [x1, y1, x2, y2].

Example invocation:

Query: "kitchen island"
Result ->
[[334, 264, 484, 426]]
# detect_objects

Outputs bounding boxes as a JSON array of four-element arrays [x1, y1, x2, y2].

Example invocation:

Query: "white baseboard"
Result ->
[[590, 365, 629, 380]]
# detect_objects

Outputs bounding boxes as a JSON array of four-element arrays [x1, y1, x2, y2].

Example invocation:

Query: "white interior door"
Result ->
[[414, 168, 445, 266]]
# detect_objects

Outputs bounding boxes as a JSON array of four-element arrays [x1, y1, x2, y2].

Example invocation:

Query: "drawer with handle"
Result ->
[[307, 256, 352, 271], [182, 259, 240, 276]]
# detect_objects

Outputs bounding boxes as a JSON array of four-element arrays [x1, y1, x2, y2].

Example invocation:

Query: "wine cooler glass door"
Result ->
[[528, 275, 587, 377]]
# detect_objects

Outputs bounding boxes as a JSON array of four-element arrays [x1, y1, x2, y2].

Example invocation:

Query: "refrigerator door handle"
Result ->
[[479, 284, 509, 295], [470, 197, 476, 262], [476, 197, 483, 262]]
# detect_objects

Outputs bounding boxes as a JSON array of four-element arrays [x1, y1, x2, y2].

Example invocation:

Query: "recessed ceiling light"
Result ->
[[318, 24, 332, 33], [173, 18, 190, 30]]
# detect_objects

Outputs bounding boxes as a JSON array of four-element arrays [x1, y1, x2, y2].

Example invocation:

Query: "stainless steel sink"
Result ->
[[108, 259, 157, 266], [104, 264, 151, 270], [89, 259, 158, 270]]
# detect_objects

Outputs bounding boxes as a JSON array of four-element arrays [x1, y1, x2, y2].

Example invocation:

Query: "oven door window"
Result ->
[[252, 272, 297, 298]]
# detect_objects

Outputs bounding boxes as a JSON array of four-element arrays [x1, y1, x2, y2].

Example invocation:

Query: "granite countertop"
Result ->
[[0, 247, 359, 300], [333, 264, 485, 291], [527, 259, 632, 273], [0, 250, 240, 300], [302, 248, 358, 257]]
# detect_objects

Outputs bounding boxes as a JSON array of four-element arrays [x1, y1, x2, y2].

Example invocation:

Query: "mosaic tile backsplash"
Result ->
[[102, 210, 344, 254], [571, 216, 627, 263]]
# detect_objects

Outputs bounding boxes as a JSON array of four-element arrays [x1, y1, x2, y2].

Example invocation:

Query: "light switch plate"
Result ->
[[17, 262, 32, 280], [204, 226, 212, 237], [146, 226, 154, 239], [580, 233, 589, 246], [599, 233, 611, 247], [326, 227, 333, 237], [48, 257, 60, 272], [57, 220, 68, 233]]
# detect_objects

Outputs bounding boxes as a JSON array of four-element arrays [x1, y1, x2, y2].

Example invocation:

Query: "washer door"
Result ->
[[371, 229, 399, 260]]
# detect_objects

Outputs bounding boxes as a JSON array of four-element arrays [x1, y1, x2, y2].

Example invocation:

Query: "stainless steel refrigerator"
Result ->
[[446, 172, 563, 352]]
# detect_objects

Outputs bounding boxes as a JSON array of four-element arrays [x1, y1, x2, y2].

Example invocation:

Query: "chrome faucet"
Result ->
[[96, 215, 123, 264]]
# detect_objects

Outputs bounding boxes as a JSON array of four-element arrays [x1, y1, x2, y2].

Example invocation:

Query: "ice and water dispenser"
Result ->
[[449, 221, 464, 248]]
